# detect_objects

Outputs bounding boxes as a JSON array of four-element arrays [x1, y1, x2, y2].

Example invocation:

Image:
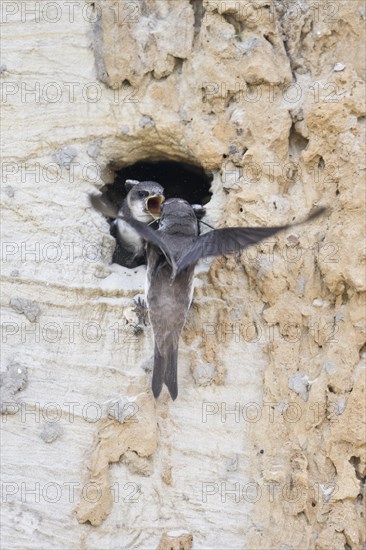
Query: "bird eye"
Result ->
[[138, 190, 149, 198]]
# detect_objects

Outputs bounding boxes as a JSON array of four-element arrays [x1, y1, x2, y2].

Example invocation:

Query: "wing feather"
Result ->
[[125, 218, 177, 269], [176, 207, 327, 274]]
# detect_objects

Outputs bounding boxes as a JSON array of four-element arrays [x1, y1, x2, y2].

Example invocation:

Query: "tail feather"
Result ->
[[152, 345, 165, 398], [164, 347, 178, 400], [152, 344, 179, 400]]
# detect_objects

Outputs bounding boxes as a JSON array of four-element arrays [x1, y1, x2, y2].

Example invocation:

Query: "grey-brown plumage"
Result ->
[[145, 199, 200, 399], [90, 194, 327, 399], [125, 200, 326, 400]]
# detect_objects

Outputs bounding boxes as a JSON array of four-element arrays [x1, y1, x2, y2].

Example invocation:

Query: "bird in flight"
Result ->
[[90, 193, 326, 400]]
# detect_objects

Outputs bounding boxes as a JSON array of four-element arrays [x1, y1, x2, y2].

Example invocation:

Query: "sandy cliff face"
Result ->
[[1, 1, 365, 549]]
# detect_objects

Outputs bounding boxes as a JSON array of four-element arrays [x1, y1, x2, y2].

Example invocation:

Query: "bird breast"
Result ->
[[117, 219, 144, 251]]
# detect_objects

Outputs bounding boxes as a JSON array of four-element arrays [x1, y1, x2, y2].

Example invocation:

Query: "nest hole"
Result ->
[[100, 159, 213, 267], [102, 159, 213, 211]]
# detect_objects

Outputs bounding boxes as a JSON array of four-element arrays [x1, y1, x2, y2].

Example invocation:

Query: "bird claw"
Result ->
[[133, 297, 149, 326], [132, 323, 144, 336]]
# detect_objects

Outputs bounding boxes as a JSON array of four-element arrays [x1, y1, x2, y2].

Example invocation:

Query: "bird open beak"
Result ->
[[146, 195, 164, 219]]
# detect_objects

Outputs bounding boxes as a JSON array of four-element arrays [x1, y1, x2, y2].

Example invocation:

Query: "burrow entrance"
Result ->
[[102, 160, 213, 209], [101, 159, 213, 266]]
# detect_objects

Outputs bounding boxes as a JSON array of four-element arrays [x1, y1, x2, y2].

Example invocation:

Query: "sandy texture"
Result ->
[[1, 0, 365, 548]]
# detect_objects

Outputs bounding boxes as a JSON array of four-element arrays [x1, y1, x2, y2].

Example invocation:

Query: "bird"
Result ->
[[143, 199, 203, 400], [109, 179, 164, 268], [90, 194, 326, 400]]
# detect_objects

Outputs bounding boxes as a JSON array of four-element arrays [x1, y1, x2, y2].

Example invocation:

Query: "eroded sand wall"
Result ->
[[1, 1, 365, 548]]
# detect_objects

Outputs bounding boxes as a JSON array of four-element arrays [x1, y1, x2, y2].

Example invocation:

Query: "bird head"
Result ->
[[159, 198, 199, 236], [126, 180, 165, 222]]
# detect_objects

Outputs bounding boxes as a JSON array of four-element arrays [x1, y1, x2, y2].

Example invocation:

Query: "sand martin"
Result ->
[[109, 179, 164, 268], [90, 194, 326, 399]]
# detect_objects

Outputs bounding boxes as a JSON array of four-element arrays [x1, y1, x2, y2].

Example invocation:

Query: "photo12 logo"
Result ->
[[201, 480, 338, 504], [202, 2, 339, 26], [1, 480, 141, 504], [1, 2, 141, 24], [202, 81, 341, 105]]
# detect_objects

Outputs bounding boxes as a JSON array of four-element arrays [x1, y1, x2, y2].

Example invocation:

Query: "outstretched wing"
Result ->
[[176, 207, 327, 274]]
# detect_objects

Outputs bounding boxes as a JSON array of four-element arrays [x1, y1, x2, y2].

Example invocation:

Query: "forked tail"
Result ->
[[152, 343, 178, 400]]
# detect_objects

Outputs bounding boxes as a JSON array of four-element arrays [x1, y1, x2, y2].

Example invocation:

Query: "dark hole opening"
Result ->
[[100, 159, 213, 267], [102, 160, 213, 211]]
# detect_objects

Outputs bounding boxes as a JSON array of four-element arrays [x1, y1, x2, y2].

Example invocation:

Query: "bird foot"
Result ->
[[132, 297, 149, 327]]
